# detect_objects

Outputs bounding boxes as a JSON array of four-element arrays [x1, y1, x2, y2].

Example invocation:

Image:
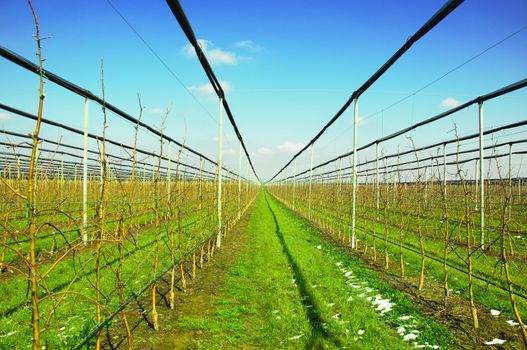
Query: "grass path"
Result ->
[[132, 190, 455, 349]]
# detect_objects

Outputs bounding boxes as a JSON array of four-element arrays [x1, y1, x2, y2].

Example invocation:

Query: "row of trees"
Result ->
[[270, 137, 527, 346], [0, 3, 258, 349]]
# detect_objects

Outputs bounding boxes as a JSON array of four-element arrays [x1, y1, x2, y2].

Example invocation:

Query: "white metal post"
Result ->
[[308, 144, 314, 219], [217, 97, 223, 248], [82, 98, 89, 244], [168, 141, 171, 201], [443, 144, 447, 201], [478, 101, 485, 247], [238, 142, 241, 217], [375, 142, 379, 221], [351, 98, 359, 249], [245, 157, 249, 197], [293, 159, 297, 210], [508, 143, 512, 221], [60, 153, 64, 197], [15, 155, 20, 181], [338, 158, 342, 194]]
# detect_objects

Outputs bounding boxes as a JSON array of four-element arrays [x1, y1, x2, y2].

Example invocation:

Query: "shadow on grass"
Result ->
[[264, 194, 341, 349]]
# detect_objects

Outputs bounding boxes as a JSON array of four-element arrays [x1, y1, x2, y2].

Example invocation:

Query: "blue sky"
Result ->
[[1, 0, 526, 181]]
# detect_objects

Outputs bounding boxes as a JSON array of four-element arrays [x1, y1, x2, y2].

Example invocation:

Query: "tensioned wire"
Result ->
[[279, 79, 527, 181], [267, 0, 464, 183], [317, 22, 527, 154], [0, 104, 247, 181]]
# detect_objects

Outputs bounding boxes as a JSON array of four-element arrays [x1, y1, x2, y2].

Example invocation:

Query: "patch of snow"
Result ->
[[288, 334, 304, 341], [397, 326, 406, 334], [366, 296, 373, 302], [398, 315, 413, 321], [358, 329, 365, 335], [484, 338, 506, 345], [403, 333, 418, 341], [344, 271, 353, 277], [365, 287, 374, 293], [490, 309, 501, 316], [412, 343, 439, 349], [371, 294, 394, 316], [506, 320, 519, 326]]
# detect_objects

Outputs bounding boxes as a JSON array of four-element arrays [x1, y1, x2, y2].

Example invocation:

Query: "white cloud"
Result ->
[[188, 80, 231, 97], [257, 147, 275, 155], [183, 39, 238, 65], [277, 141, 305, 153], [440, 97, 462, 109], [235, 40, 264, 52], [0, 112, 14, 121]]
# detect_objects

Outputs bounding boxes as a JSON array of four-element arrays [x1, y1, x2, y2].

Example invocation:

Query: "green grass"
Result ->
[[182, 190, 454, 349], [288, 195, 527, 320], [0, 190, 253, 349]]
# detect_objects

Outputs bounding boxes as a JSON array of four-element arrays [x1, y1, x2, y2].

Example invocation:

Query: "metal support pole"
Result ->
[[375, 142, 379, 221], [508, 143, 512, 221], [473, 158, 478, 210], [60, 153, 64, 195], [245, 157, 249, 197], [217, 97, 223, 248], [443, 143, 447, 202], [478, 101, 485, 247], [15, 155, 20, 181], [198, 156, 203, 211], [238, 142, 241, 217], [82, 98, 89, 244], [308, 144, 314, 220], [167, 141, 171, 202], [351, 98, 359, 249], [293, 159, 297, 210], [338, 158, 342, 194]]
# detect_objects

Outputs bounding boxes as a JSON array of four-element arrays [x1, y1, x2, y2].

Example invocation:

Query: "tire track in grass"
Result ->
[[267, 191, 456, 349], [264, 194, 342, 349], [153, 192, 451, 349]]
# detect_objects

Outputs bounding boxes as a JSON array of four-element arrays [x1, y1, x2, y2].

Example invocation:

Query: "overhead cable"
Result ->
[[164, 0, 261, 183], [268, 0, 464, 183]]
